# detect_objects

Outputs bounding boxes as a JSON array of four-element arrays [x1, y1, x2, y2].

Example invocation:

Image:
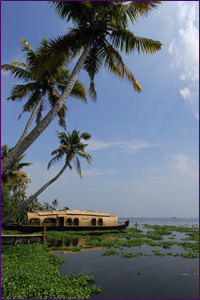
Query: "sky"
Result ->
[[1, 1, 199, 218]]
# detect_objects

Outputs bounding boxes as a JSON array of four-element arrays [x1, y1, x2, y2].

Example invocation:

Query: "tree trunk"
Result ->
[[1, 162, 68, 225], [15, 91, 46, 147], [1, 36, 93, 175]]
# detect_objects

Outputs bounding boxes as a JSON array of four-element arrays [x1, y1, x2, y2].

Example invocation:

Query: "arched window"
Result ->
[[98, 218, 103, 226], [72, 238, 78, 246], [73, 218, 79, 226], [91, 218, 96, 226], [67, 218, 72, 225], [30, 218, 40, 225], [43, 218, 56, 224]]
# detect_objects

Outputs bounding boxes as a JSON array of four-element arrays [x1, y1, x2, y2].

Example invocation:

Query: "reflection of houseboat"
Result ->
[[3, 210, 129, 232]]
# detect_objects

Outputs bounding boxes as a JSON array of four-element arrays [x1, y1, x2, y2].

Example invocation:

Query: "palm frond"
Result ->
[[47, 152, 64, 169], [77, 150, 92, 165], [100, 39, 142, 92], [1, 64, 33, 82], [110, 28, 162, 54], [83, 43, 102, 101], [7, 82, 40, 102], [74, 155, 82, 178], [80, 132, 92, 140]]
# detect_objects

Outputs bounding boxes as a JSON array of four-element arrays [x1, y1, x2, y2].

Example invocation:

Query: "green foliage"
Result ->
[[181, 252, 199, 259], [161, 242, 175, 249], [102, 250, 119, 256], [122, 252, 134, 258], [1, 243, 101, 299], [178, 242, 199, 253], [152, 250, 165, 256], [136, 271, 142, 275]]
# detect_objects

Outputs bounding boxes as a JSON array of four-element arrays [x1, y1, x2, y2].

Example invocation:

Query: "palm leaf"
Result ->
[[7, 82, 40, 102], [100, 39, 142, 92], [110, 28, 162, 54], [1, 64, 33, 82], [47, 152, 64, 169]]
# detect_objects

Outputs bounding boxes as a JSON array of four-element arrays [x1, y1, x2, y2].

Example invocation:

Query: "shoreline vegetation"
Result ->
[[1, 223, 199, 299]]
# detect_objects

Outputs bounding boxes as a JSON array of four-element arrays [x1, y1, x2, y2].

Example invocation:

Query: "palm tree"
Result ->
[[1, 130, 92, 224], [1, 1, 162, 175], [52, 199, 59, 210], [1, 145, 32, 189], [1, 37, 87, 146]]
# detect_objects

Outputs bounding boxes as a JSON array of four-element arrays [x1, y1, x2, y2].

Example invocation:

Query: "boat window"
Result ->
[[67, 218, 72, 225], [72, 238, 78, 246], [91, 218, 96, 226], [30, 218, 40, 224], [98, 218, 103, 226], [43, 218, 56, 224], [73, 218, 79, 226]]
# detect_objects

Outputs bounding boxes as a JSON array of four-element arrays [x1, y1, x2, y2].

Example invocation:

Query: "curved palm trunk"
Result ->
[[1, 36, 93, 175], [1, 162, 68, 225], [15, 91, 46, 147]]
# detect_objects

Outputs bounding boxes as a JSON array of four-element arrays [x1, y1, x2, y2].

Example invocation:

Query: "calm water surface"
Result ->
[[54, 218, 199, 299]]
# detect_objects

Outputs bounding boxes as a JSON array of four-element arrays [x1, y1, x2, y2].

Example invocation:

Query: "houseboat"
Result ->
[[3, 210, 129, 233]]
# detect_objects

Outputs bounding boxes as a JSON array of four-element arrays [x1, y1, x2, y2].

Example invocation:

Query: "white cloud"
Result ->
[[172, 153, 198, 176], [82, 169, 122, 176], [169, 1, 199, 119], [87, 138, 159, 153]]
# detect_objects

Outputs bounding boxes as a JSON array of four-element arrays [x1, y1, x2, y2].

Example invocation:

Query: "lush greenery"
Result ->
[[1, 243, 101, 299]]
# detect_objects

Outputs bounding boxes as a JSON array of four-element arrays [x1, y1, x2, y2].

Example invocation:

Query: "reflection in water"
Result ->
[[48, 236, 117, 253]]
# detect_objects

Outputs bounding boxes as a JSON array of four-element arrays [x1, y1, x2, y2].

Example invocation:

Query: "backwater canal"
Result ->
[[53, 218, 199, 299]]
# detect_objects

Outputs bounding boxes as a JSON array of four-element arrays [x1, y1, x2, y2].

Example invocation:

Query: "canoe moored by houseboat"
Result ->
[[2, 210, 129, 232]]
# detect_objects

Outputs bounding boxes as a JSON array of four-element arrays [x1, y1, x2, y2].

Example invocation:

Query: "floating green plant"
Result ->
[[181, 252, 199, 259], [136, 271, 142, 275], [102, 250, 119, 256], [1, 243, 101, 299], [152, 250, 165, 256], [122, 252, 134, 258]]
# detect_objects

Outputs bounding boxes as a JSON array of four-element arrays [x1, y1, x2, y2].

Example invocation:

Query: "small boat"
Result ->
[[2, 210, 129, 233]]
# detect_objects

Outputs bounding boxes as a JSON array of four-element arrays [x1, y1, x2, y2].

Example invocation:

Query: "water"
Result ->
[[54, 218, 199, 299]]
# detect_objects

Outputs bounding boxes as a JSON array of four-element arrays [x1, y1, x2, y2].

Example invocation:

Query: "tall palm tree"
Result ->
[[1, 1, 162, 175], [1, 37, 87, 146], [1, 130, 92, 224]]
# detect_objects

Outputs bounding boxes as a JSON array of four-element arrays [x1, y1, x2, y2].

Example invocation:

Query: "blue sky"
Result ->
[[1, 1, 199, 217]]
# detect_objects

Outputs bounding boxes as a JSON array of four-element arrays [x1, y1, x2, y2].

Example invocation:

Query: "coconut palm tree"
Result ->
[[1, 130, 92, 224], [1, 1, 162, 175], [1, 37, 87, 146], [52, 199, 59, 210], [1, 145, 32, 188]]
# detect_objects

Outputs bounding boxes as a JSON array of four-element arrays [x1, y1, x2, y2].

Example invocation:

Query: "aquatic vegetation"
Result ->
[[181, 252, 199, 259], [152, 250, 165, 256], [167, 252, 173, 256], [174, 253, 180, 257], [136, 271, 142, 275], [102, 250, 119, 256], [146, 240, 161, 247], [178, 242, 199, 253], [122, 252, 134, 258], [161, 242, 175, 249], [146, 234, 163, 240], [1, 243, 101, 299]]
